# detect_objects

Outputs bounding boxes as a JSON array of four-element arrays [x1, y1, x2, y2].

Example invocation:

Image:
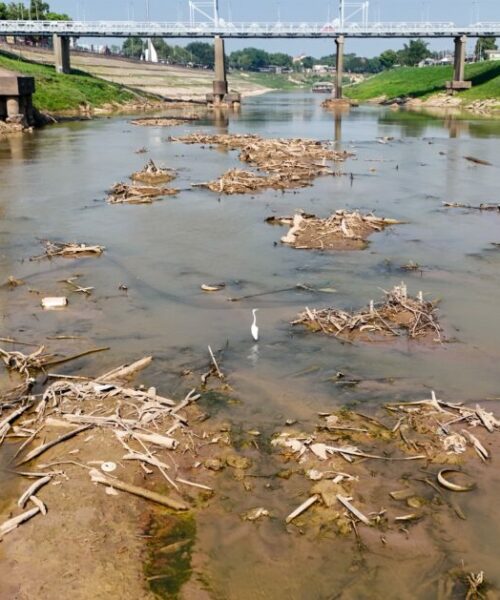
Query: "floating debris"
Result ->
[[293, 283, 442, 342], [267, 210, 401, 250], [172, 133, 354, 194], [437, 469, 476, 492], [464, 155, 492, 166], [107, 182, 178, 204], [130, 159, 176, 184], [131, 116, 198, 127], [241, 507, 270, 522], [41, 297, 68, 310], [444, 202, 500, 212], [31, 241, 105, 261], [201, 283, 226, 292]]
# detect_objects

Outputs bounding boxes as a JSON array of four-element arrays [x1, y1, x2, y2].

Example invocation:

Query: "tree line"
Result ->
[[122, 37, 497, 72], [0, 1, 69, 20]]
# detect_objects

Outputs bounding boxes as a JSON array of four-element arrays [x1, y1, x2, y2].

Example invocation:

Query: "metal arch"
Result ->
[[0, 20, 499, 38]]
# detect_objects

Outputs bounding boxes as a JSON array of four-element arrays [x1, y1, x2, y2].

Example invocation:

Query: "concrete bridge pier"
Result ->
[[446, 35, 471, 92], [206, 36, 240, 108], [335, 35, 345, 99], [213, 36, 228, 101], [0, 71, 36, 126], [53, 34, 71, 74]]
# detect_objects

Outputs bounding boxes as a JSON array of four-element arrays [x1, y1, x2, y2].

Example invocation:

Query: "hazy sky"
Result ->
[[47, 0, 500, 56]]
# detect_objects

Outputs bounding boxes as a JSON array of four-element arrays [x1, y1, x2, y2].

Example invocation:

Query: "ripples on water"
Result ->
[[1, 94, 500, 598]]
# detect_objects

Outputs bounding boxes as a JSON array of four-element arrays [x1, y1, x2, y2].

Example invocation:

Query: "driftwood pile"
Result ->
[[444, 202, 500, 212], [0, 354, 231, 540], [270, 393, 499, 531], [267, 210, 401, 250], [130, 116, 198, 127], [171, 133, 354, 194], [194, 168, 290, 194], [30, 240, 105, 261], [293, 283, 442, 342], [130, 159, 176, 184], [107, 182, 178, 204], [321, 98, 352, 110]]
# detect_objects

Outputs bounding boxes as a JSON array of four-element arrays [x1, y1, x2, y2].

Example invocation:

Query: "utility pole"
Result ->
[[145, 0, 150, 19]]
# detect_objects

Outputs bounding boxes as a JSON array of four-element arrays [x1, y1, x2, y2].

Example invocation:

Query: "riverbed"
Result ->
[[1, 93, 500, 599]]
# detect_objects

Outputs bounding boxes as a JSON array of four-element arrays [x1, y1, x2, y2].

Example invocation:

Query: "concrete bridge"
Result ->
[[1, 19, 500, 105]]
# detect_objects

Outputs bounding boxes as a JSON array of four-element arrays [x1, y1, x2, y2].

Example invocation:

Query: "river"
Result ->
[[1, 93, 500, 598]]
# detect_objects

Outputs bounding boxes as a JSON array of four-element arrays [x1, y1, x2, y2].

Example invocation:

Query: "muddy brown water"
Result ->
[[1, 94, 500, 598]]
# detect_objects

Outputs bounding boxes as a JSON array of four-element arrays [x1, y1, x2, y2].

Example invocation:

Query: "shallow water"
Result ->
[[1, 93, 500, 598]]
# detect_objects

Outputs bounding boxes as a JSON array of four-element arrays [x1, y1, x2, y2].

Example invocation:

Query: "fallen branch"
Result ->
[[285, 495, 319, 524], [0, 507, 41, 540], [16, 425, 92, 466], [89, 469, 188, 510]]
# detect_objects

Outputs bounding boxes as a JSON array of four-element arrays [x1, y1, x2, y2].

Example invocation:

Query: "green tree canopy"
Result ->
[[397, 39, 431, 66], [475, 37, 497, 60], [229, 47, 269, 71], [379, 49, 398, 69], [268, 52, 292, 68], [185, 42, 214, 67], [122, 37, 144, 59], [0, 1, 69, 19], [301, 56, 315, 69]]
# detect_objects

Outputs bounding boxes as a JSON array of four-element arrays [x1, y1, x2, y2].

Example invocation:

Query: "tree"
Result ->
[[185, 42, 214, 67], [229, 47, 269, 71], [122, 37, 145, 59], [398, 39, 431, 66], [301, 56, 315, 69], [268, 52, 292, 68], [30, 0, 49, 19], [475, 37, 497, 60], [379, 49, 398, 69]]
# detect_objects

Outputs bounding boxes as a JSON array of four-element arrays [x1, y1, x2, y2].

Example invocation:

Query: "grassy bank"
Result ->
[[0, 51, 138, 112], [231, 71, 307, 91], [345, 61, 500, 103]]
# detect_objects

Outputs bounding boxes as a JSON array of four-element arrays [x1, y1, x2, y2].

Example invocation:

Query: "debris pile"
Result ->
[[271, 392, 498, 532], [267, 210, 401, 250], [321, 98, 353, 110], [107, 182, 178, 204], [293, 283, 442, 342], [444, 201, 500, 212], [0, 354, 236, 540], [130, 116, 198, 127], [130, 159, 176, 184], [30, 240, 105, 261], [171, 133, 354, 193], [194, 168, 289, 194]]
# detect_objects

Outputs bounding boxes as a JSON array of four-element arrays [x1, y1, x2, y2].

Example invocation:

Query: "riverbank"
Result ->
[[0, 44, 305, 108], [345, 61, 500, 112]]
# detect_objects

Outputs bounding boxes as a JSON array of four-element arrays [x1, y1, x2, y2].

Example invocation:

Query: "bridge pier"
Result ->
[[446, 35, 471, 92], [206, 36, 240, 108], [335, 35, 345, 99], [213, 36, 228, 101], [53, 34, 71, 74], [0, 71, 35, 126]]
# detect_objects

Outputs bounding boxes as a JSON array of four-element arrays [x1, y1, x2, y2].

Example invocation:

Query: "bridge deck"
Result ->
[[0, 20, 499, 38]]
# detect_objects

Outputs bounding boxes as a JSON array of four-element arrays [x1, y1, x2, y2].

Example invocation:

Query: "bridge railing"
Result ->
[[0, 20, 499, 37]]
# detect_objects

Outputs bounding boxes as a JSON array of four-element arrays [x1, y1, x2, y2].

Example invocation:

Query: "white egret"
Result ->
[[251, 308, 259, 341]]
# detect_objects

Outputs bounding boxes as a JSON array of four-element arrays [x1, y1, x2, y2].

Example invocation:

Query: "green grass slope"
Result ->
[[345, 61, 500, 103], [0, 51, 137, 112]]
